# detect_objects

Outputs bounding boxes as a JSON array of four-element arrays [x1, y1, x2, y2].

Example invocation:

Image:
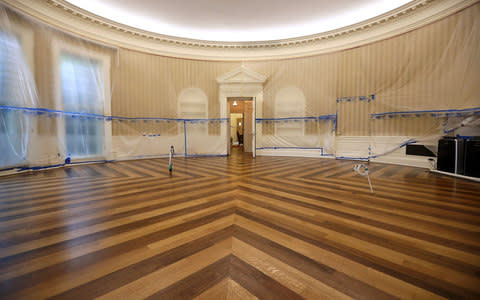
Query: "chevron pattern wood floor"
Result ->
[[1, 149, 479, 299]]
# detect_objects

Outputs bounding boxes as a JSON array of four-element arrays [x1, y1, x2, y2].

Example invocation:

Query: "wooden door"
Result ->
[[244, 101, 253, 153]]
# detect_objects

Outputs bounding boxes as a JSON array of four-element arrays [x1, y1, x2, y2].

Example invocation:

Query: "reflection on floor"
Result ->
[[0, 153, 479, 299]]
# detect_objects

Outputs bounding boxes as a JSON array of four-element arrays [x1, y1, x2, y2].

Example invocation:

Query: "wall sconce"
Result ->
[[233, 101, 238, 106]]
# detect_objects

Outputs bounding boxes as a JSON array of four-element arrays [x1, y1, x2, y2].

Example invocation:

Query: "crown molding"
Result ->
[[0, 0, 477, 61]]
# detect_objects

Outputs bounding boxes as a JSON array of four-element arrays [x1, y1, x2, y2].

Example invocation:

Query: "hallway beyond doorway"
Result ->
[[228, 98, 253, 155]]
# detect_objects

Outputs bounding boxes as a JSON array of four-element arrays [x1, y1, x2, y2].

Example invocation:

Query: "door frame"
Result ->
[[227, 98, 255, 155], [216, 67, 266, 158]]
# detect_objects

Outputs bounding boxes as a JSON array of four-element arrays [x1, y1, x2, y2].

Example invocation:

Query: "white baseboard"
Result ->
[[336, 136, 436, 168], [256, 149, 333, 158], [372, 155, 433, 169], [430, 169, 480, 182]]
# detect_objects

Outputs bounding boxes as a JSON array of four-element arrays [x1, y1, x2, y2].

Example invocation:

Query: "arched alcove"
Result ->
[[177, 87, 208, 119]]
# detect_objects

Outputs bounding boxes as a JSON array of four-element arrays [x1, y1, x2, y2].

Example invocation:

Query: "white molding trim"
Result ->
[[51, 38, 112, 160], [429, 169, 480, 182], [1, 0, 477, 60], [216, 66, 267, 84], [217, 67, 266, 156], [256, 149, 332, 158]]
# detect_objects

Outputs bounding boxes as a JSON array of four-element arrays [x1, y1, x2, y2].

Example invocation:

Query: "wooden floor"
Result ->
[[1, 148, 480, 299]]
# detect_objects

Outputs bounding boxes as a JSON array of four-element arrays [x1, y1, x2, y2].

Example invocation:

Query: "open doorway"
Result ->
[[228, 97, 253, 154]]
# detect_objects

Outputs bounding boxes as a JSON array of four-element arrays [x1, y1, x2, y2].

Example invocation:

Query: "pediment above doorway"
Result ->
[[216, 66, 267, 85]]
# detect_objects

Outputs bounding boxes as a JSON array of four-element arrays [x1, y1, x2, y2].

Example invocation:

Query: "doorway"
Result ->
[[216, 66, 267, 158], [228, 98, 253, 154]]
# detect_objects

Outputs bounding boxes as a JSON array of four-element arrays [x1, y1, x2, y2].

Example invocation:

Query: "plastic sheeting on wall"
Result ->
[[0, 5, 229, 174], [1, 2, 480, 174], [255, 115, 336, 156], [0, 10, 37, 169]]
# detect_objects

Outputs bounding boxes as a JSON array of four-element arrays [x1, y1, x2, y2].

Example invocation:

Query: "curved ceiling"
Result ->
[[65, 0, 413, 42]]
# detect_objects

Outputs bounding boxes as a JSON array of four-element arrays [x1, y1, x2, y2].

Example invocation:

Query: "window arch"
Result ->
[[274, 87, 306, 136]]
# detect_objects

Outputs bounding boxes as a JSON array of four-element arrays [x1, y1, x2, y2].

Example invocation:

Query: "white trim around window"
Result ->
[[51, 39, 112, 161]]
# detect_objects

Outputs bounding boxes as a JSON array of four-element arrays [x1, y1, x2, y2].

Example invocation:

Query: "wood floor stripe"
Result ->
[[235, 196, 480, 275], [0, 203, 235, 282], [233, 216, 462, 299], [249, 176, 480, 227], [236, 185, 480, 256], [0, 179, 235, 231], [294, 176, 480, 214], [0, 226, 234, 299], [143, 255, 231, 300], [0, 148, 478, 299], [232, 238, 353, 300], [235, 203, 480, 291], [236, 189, 480, 264]]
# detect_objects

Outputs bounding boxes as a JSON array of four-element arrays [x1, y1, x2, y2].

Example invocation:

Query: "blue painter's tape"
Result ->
[[183, 120, 187, 156], [184, 118, 228, 123], [18, 163, 65, 171], [256, 147, 323, 150], [318, 114, 336, 120], [456, 134, 473, 140], [0, 105, 106, 119], [371, 107, 480, 118], [0, 166, 18, 172], [69, 159, 114, 165], [256, 116, 317, 121], [0, 105, 229, 123], [256, 115, 335, 122], [333, 110, 338, 133], [335, 156, 369, 161], [185, 154, 228, 158], [336, 95, 374, 103], [399, 139, 417, 148]]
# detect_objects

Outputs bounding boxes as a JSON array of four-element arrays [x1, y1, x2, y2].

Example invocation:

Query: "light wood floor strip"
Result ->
[[0, 148, 479, 299]]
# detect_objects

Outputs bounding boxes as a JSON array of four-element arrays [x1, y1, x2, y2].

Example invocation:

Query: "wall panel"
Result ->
[[3, 2, 479, 138]]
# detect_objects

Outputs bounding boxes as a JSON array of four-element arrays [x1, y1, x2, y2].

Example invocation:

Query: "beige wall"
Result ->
[[111, 3, 479, 136], [5, 2, 480, 137]]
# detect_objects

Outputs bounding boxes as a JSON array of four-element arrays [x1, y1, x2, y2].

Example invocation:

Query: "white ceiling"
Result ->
[[65, 0, 413, 42]]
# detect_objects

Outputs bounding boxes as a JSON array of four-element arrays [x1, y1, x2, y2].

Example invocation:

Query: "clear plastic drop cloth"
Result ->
[[1, 2, 480, 175], [184, 119, 228, 156], [255, 116, 336, 156], [111, 118, 185, 159], [0, 5, 116, 171], [368, 9, 480, 160], [0, 16, 37, 169]]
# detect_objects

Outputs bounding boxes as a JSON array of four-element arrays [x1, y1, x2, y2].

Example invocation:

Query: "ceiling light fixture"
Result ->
[[233, 101, 238, 106]]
